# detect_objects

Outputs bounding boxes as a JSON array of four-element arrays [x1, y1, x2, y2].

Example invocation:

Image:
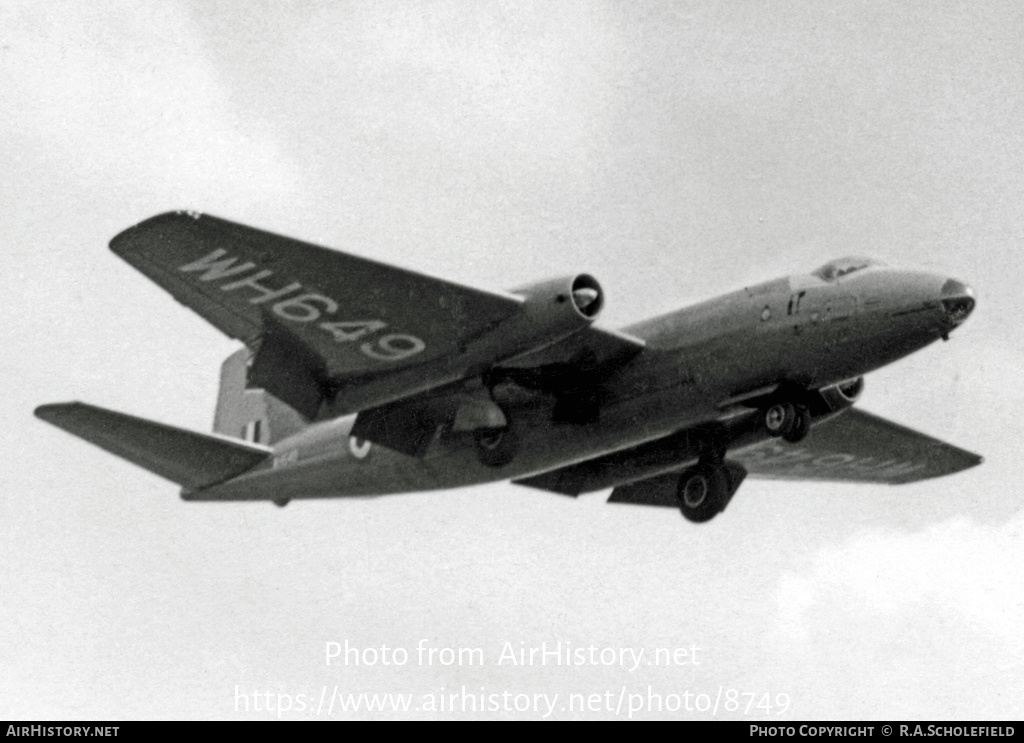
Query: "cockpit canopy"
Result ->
[[812, 256, 884, 282]]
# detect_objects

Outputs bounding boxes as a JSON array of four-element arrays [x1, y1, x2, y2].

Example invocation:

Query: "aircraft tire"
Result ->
[[783, 404, 811, 443], [273, 498, 290, 507], [474, 427, 518, 468], [764, 402, 795, 437], [678, 463, 729, 523]]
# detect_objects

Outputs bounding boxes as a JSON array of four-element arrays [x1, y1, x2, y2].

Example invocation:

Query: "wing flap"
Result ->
[[246, 312, 330, 420], [607, 462, 747, 508], [606, 472, 679, 507], [35, 402, 270, 490], [514, 423, 730, 495]]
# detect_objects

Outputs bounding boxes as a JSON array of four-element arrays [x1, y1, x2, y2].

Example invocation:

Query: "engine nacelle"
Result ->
[[512, 273, 603, 321], [492, 274, 604, 361], [817, 377, 864, 414]]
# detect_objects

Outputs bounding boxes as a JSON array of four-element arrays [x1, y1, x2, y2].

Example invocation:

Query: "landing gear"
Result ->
[[677, 460, 730, 523], [474, 426, 518, 468], [273, 498, 290, 507], [763, 402, 811, 443], [784, 404, 811, 443]]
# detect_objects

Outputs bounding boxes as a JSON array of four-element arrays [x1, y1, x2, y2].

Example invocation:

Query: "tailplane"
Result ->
[[34, 402, 270, 490]]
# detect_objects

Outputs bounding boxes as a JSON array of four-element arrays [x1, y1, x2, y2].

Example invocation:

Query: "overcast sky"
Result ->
[[3, 1, 1023, 720]]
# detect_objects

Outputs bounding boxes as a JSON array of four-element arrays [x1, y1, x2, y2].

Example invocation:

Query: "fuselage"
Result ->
[[190, 259, 974, 502]]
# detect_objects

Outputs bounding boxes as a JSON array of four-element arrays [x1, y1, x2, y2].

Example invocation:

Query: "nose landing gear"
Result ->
[[763, 402, 811, 443]]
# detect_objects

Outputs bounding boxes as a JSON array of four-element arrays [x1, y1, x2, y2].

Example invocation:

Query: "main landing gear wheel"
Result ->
[[763, 402, 811, 443], [677, 462, 729, 523], [474, 426, 518, 468]]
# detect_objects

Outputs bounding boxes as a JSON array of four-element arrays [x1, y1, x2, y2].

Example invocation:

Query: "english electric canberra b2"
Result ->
[[36, 213, 980, 522]]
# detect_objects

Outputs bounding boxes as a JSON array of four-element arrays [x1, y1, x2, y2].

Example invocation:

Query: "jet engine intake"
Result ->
[[512, 273, 604, 321], [495, 274, 605, 362], [817, 377, 864, 413]]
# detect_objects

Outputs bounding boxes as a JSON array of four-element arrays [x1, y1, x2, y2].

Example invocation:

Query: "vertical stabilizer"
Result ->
[[214, 348, 308, 444]]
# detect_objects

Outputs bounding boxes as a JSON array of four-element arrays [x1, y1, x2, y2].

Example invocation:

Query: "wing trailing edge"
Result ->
[[34, 402, 271, 491], [515, 408, 982, 504]]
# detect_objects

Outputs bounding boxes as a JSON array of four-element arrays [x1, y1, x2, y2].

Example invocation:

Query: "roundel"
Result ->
[[349, 436, 371, 459]]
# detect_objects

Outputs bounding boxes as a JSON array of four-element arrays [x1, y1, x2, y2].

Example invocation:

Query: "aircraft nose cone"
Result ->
[[940, 278, 975, 327]]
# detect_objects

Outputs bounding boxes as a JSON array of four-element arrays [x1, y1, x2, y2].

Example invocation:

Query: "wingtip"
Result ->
[[109, 210, 204, 254], [34, 402, 80, 422]]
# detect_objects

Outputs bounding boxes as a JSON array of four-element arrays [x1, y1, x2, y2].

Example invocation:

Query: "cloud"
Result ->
[[1, 1, 301, 207], [780, 511, 1024, 641], [773, 511, 1024, 717], [303, 2, 622, 159]]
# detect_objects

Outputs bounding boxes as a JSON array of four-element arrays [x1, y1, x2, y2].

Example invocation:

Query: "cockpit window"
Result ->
[[812, 256, 882, 282]]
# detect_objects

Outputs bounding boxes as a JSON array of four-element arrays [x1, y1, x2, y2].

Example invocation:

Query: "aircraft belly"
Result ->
[[201, 337, 857, 502]]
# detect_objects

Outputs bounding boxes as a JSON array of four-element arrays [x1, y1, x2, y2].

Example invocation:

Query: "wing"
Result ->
[[517, 408, 982, 506], [111, 212, 519, 388], [111, 212, 645, 421], [733, 408, 982, 484]]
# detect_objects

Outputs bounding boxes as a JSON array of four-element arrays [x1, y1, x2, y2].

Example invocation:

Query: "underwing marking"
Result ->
[[178, 249, 427, 362]]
